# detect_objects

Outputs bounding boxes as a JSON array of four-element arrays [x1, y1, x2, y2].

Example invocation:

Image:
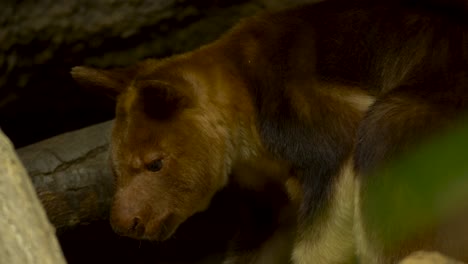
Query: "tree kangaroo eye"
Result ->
[[146, 159, 163, 172]]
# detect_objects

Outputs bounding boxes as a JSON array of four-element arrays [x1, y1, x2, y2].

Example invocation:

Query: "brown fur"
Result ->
[[72, 0, 468, 263]]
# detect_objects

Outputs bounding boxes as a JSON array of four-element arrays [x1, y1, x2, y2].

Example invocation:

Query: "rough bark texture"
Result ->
[[0, 129, 66, 264], [16, 121, 114, 234]]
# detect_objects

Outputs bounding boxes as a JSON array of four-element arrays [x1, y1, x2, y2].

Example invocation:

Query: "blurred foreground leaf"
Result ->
[[365, 117, 468, 247]]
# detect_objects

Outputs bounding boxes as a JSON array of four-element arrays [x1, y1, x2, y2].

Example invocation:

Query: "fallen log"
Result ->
[[16, 120, 114, 234]]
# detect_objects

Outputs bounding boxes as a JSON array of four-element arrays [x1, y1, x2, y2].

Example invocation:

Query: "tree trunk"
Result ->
[[0, 129, 66, 264]]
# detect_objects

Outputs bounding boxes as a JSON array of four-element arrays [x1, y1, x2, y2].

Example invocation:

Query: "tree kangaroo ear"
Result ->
[[70, 66, 136, 98], [136, 80, 194, 120]]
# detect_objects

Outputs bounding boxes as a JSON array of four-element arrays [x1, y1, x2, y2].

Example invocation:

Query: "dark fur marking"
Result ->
[[228, 15, 360, 224], [136, 80, 192, 120], [356, 73, 468, 175]]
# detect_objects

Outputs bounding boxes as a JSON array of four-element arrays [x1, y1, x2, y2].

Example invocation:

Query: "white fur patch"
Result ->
[[354, 177, 383, 263], [340, 92, 376, 113], [292, 161, 356, 264]]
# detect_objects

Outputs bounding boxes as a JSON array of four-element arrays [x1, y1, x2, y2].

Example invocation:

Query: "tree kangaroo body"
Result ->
[[72, 0, 468, 263]]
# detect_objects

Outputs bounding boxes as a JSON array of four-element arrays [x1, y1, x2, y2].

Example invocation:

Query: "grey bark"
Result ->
[[16, 120, 114, 234], [0, 129, 66, 264]]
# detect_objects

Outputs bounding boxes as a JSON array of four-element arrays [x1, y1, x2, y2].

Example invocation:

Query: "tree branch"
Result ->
[[16, 120, 114, 234]]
